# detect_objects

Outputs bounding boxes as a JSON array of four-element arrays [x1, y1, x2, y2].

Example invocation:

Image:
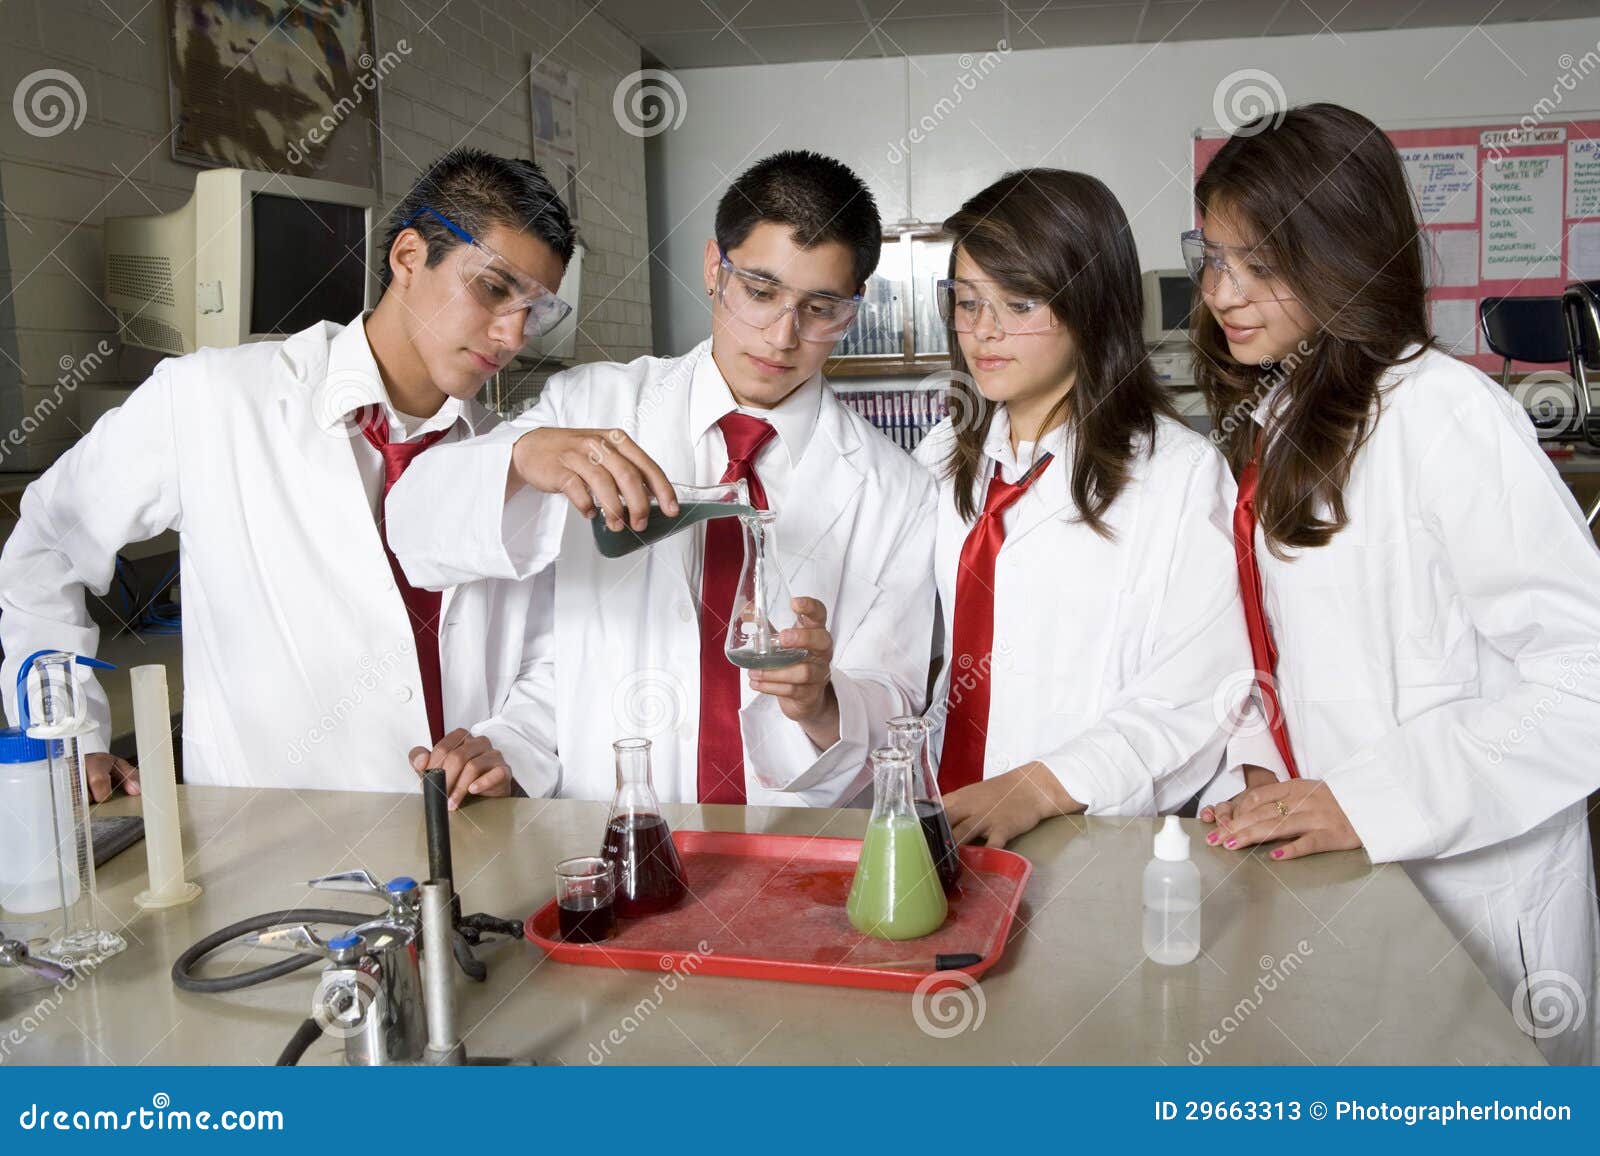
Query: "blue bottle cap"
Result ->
[[0, 726, 49, 764], [385, 876, 417, 894], [328, 933, 363, 951]]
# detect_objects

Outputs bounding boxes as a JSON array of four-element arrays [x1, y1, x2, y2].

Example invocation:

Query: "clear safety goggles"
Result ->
[[934, 279, 1061, 335], [713, 250, 862, 343], [401, 206, 572, 340], [1179, 229, 1296, 304]]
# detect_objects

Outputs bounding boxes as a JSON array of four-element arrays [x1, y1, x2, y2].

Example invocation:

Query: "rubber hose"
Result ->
[[276, 1017, 326, 1066], [171, 908, 376, 994]]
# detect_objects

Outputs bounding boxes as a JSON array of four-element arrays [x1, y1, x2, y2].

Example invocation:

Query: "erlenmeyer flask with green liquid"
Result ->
[[846, 747, 949, 941], [590, 478, 757, 558]]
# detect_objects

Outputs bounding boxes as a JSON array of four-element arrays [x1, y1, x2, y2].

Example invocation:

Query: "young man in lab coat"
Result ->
[[385, 151, 938, 806], [0, 149, 583, 804]]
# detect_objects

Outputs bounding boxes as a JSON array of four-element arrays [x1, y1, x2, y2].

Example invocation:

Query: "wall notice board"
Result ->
[[1195, 117, 1600, 376]]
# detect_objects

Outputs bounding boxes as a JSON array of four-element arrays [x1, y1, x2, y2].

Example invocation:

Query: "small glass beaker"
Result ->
[[555, 857, 616, 943]]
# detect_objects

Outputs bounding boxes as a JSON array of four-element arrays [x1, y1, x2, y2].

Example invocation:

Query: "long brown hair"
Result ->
[[942, 169, 1175, 534], [1192, 103, 1432, 554]]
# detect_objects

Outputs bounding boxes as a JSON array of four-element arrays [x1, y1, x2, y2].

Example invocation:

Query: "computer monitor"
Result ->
[[1141, 268, 1196, 346], [105, 169, 377, 356]]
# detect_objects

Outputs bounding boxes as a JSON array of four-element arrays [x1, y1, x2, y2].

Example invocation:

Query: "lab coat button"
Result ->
[[677, 601, 693, 623], [394, 686, 414, 703]]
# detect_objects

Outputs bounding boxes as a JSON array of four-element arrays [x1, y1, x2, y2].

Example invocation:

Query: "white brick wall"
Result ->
[[0, 0, 654, 468]]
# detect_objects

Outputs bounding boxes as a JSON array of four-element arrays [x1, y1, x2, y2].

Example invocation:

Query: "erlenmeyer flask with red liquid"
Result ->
[[888, 715, 961, 894], [599, 737, 688, 918]]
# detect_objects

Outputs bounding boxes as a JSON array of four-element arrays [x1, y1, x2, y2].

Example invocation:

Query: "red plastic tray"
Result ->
[[524, 828, 1032, 992]]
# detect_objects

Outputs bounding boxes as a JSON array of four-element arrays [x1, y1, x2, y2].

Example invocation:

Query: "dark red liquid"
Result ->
[[601, 814, 688, 918], [916, 799, 962, 894], [558, 899, 616, 943]]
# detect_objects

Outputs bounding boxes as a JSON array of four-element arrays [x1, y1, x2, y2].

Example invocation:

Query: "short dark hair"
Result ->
[[379, 148, 577, 288], [714, 150, 881, 287]]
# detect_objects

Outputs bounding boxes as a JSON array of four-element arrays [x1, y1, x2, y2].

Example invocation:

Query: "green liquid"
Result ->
[[845, 815, 949, 941], [591, 501, 759, 558]]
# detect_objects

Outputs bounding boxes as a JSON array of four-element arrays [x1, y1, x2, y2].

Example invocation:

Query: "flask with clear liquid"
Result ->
[[724, 510, 805, 670]]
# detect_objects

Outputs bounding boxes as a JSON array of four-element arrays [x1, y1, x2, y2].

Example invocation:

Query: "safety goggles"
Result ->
[[1179, 229, 1296, 304], [400, 206, 572, 340], [934, 279, 1061, 335], [713, 250, 862, 343]]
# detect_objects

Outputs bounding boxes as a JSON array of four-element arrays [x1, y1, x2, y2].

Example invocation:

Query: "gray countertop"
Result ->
[[0, 785, 1542, 1066]]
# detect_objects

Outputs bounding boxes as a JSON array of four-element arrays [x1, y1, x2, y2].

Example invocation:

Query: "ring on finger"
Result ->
[[1274, 800, 1289, 818]]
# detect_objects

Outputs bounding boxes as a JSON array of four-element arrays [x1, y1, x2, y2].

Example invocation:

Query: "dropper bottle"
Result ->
[[1142, 815, 1200, 965]]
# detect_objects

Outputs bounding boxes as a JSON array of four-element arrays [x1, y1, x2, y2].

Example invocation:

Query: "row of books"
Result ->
[[836, 388, 950, 453]]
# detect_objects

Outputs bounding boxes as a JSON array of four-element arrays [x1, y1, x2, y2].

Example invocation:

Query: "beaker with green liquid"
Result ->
[[846, 747, 949, 941], [589, 478, 757, 558]]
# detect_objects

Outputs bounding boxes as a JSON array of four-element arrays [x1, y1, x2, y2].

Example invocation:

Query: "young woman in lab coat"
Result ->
[[1191, 103, 1600, 1065], [923, 169, 1265, 846], [0, 149, 586, 806], [384, 151, 936, 807]]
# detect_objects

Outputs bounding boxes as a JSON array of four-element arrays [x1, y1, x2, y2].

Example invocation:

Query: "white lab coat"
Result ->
[[385, 339, 938, 806], [1238, 345, 1600, 1066], [917, 407, 1259, 814], [0, 320, 565, 792]]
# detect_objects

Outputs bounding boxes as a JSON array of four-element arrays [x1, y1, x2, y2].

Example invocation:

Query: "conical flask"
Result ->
[[590, 478, 755, 558], [888, 716, 961, 894], [846, 747, 948, 941], [724, 510, 805, 670], [599, 738, 688, 918]]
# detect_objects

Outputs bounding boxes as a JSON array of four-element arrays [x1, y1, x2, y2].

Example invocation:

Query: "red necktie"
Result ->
[[358, 405, 450, 746], [697, 413, 777, 804], [1233, 456, 1300, 779], [939, 453, 1054, 794]]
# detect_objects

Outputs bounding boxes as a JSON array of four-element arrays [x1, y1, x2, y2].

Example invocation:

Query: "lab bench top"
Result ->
[[0, 786, 1542, 1066]]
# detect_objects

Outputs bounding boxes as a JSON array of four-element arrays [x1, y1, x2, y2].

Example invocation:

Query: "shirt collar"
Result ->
[[688, 341, 820, 467], [982, 404, 1067, 482], [316, 314, 467, 440]]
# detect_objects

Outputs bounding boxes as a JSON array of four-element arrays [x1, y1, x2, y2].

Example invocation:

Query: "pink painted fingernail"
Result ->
[[1224, 838, 1237, 849], [1206, 832, 1219, 845], [1271, 848, 1285, 859]]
